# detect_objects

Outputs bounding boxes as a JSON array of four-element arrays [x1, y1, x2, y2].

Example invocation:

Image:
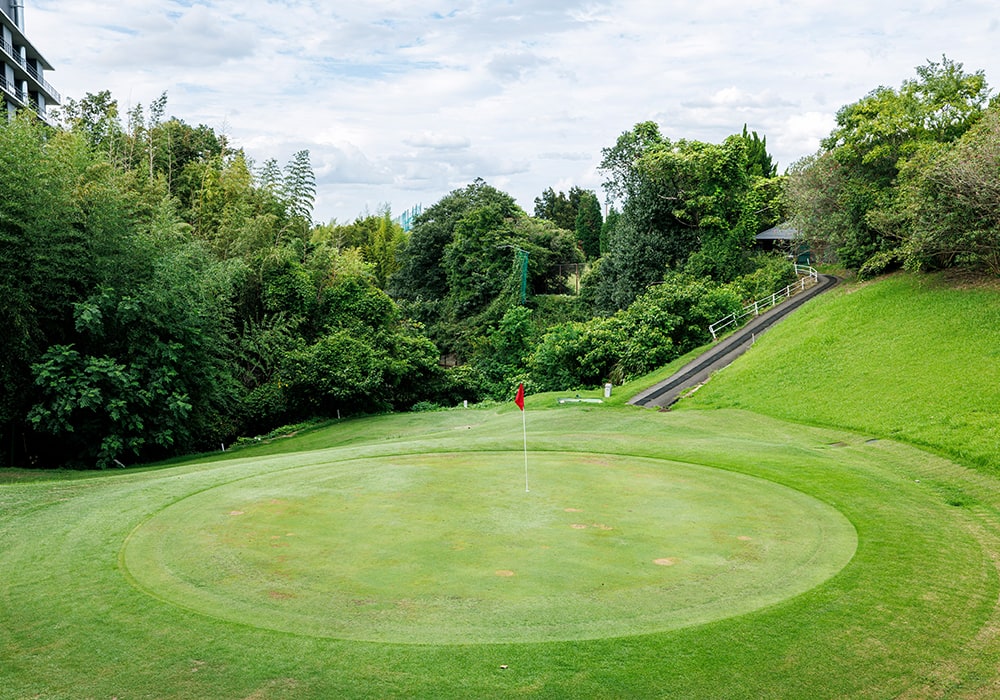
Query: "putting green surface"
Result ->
[[122, 451, 856, 643]]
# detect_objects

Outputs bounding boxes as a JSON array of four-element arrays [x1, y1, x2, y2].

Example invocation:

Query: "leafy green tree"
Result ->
[[443, 204, 521, 319], [593, 126, 763, 310], [534, 186, 583, 231], [392, 178, 522, 302], [741, 125, 777, 178], [893, 107, 1000, 273], [54, 90, 128, 167], [575, 190, 603, 259], [790, 56, 993, 270]]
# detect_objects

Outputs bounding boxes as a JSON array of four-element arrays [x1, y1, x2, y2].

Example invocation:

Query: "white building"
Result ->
[[1, 0, 59, 121]]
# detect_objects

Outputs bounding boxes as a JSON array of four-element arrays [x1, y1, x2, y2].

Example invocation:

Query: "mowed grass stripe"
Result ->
[[2, 407, 999, 697]]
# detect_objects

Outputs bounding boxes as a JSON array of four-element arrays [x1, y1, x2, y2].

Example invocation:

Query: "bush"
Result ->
[[529, 273, 743, 390]]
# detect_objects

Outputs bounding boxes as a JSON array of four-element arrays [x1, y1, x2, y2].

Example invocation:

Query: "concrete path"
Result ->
[[628, 274, 839, 409]]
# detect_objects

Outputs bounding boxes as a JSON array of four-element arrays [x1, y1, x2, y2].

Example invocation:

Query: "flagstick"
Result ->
[[522, 405, 529, 493]]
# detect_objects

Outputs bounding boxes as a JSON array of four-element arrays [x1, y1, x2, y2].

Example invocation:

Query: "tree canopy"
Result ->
[[788, 56, 997, 273], [591, 122, 783, 311]]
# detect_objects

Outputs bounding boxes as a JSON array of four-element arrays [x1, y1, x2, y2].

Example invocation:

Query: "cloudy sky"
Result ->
[[23, 1, 1000, 223]]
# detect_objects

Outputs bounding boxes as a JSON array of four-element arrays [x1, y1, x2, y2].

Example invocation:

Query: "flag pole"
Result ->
[[522, 404, 529, 493], [515, 383, 528, 492]]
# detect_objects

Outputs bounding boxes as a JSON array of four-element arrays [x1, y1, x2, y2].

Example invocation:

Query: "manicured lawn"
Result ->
[[4, 403, 1000, 697], [122, 451, 855, 645], [683, 272, 1000, 475]]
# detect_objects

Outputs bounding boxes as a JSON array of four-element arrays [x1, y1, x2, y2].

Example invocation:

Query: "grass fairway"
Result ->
[[4, 403, 1000, 697]]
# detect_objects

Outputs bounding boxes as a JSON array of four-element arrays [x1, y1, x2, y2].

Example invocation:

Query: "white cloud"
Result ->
[[403, 132, 472, 151], [20, 0, 1000, 218]]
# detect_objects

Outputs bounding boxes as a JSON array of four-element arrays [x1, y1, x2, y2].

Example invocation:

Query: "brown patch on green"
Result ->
[[241, 677, 301, 699], [495, 570, 515, 577], [654, 558, 678, 566]]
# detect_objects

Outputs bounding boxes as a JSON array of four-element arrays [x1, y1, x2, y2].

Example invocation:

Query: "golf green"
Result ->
[[122, 450, 857, 644]]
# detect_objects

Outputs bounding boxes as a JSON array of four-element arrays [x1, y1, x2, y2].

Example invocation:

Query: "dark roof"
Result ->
[[756, 224, 800, 241]]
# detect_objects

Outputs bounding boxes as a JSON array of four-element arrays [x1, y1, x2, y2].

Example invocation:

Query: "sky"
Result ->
[[22, 0, 1000, 224]]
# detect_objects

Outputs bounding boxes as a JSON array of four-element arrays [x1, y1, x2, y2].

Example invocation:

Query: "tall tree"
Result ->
[[741, 125, 777, 178], [892, 106, 1000, 274], [574, 190, 603, 259], [533, 187, 578, 231], [391, 178, 522, 303]]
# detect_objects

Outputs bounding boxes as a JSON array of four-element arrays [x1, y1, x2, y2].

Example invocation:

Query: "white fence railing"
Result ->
[[709, 265, 818, 341]]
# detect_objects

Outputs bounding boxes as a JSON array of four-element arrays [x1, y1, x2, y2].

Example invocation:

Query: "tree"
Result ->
[[280, 149, 316, 246], [894, 107, 1000, 273], [391, 178, 523, 303], [593, 126, 763, 310], [741, 125, 777, 178], [54, 90, 127, 167], [574, 190, 603, 259], [533, 187, 584, 231], [790, 56, 993, 270]]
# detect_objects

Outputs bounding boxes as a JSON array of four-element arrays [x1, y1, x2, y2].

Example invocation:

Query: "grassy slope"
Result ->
[[3, 272, 1000, 697], [683, 272, 1000, 475]]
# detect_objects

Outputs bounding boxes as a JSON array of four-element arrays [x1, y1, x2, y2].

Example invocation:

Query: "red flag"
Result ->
[[514, 383, 525, 411]]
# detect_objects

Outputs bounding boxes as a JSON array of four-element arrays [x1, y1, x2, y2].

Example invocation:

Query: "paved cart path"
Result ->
[[629, 274, 838, 409]]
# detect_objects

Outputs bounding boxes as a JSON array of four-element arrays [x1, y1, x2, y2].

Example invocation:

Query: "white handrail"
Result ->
[[709, 266, 819, 341]]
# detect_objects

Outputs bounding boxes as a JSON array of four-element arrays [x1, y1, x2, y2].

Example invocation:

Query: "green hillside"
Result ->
[[682, 272, 1000, 475]]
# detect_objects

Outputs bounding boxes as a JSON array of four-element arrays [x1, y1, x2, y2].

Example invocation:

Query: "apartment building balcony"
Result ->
[[1, 34, 58, 102]]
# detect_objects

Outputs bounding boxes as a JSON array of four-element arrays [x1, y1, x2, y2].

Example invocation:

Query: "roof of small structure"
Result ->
[[756, 224, 800, 241]]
